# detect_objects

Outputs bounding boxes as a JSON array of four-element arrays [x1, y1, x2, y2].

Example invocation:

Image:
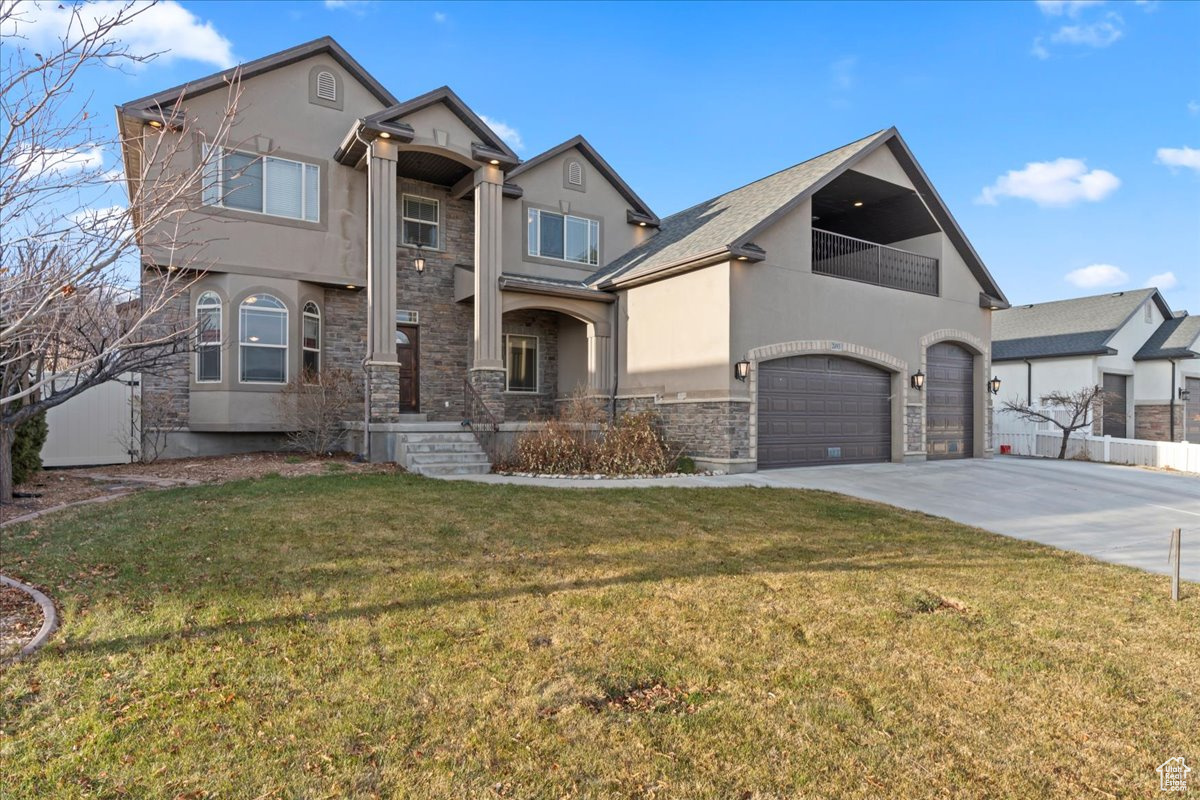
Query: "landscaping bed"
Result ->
[[1, 475, 1196, 798], [0, 584, 43, 660]]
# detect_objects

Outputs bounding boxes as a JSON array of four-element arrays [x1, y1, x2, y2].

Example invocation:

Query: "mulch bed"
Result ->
[[0, 584, 43, 660]]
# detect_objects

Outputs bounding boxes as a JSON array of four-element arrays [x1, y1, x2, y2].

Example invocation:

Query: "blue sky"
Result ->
[[18, 0, 1200, 310]]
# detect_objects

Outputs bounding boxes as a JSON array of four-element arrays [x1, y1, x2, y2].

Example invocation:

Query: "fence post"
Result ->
[[1169, 528, 1181, 602], [1103, 435, 1111, 463]]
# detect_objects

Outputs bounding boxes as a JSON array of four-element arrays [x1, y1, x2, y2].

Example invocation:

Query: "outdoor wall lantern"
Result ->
[[734, 360, 751, 382], [988, 376, 1002, 395], [910, 370, 925, 391], [1181, 386, 1192, 401], [413, 247, 426, 274]]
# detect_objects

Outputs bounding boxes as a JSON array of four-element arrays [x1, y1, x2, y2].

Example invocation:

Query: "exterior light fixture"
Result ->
[[639, 222, 647, 227], [736, 255, 749, 261], [413, 247, 426, 274], [988, 376, 1002, 395], [489, 158, 500, 165], [1180, 386, 1192, 401], [853, 201, 864, 207], [378, 131, 391, 139], [734, 360, 750, 382], [345, 284, 356, 289], [911, 370, 925, 390], [147, 120, 163, 129]]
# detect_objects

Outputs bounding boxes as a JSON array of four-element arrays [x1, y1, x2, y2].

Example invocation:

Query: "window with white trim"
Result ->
[[401, 195, 439, 248], [203, 147, 319, 222], [239, 294, 288, 383], [505, 334, 538, 393], [196, 291, 222, 382], [527, 208, 599, 266], [302, 301, 321, 378]]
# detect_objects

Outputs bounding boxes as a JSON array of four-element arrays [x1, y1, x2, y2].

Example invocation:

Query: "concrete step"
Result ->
[[406, 451, 490, 466], [401, 431, 479, 444], [411, 462, 492, 476], [403, 441, 484, 454]]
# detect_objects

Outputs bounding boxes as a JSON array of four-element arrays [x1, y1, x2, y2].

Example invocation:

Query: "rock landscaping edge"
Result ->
[[0, 574, 58, 663]]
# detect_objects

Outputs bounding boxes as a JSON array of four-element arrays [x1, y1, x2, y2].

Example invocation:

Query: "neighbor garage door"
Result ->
[[757, 355, 891, 468], [925, 342, 974, 460]]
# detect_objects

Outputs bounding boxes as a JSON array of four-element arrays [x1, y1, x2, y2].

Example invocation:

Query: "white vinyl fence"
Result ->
[[41, 374, 140, 467], [993, 408, 1200, 473]]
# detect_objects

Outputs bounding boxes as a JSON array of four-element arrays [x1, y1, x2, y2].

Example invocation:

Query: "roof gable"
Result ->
[[1135, 313, 1200, 361], [992, 288, 1172, 361], [362, 86, 518, 163], [588, 128, 1007, 304], [507, 136, 658, 224], [120, 36, 396, 115]]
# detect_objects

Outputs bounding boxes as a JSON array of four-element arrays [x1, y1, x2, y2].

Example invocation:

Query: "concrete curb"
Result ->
[[1, 574, 58, 663], [0, 491, 134, 528]]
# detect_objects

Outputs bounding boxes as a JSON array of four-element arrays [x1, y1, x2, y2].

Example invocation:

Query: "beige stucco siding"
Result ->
[[143, 55, 384, 286], [501, 148, 653, 282], [618, 263, 732, 397]]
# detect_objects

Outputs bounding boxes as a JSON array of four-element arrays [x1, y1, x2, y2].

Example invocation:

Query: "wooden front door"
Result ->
[[396, 325, 419, 412]]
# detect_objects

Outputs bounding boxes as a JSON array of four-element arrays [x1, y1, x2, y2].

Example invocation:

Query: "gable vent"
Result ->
[[567, 160, 583, 186], [315, 71, 337, 102]]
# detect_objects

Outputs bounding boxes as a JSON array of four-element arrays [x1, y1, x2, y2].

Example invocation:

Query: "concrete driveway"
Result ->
[[749, 457, 1200, 582], [453, 457, 1199, 581]]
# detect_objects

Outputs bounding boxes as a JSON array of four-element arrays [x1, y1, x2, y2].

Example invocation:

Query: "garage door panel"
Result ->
[[757, 355, 891, 468], [925, 342, 974, 460]]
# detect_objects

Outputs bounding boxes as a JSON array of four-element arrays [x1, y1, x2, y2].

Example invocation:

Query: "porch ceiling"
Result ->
[[396, 150, 473, 186], [812, 169, 939, 245]]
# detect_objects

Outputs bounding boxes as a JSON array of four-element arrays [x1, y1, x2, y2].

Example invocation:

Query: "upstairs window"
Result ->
[[195, 291, 222, 383], [203, 147, 319, 223], [402, 195, 439, 248], [302, 301, 321, 377], [527, 208, 599, 266], [239, 294, 288, 384]]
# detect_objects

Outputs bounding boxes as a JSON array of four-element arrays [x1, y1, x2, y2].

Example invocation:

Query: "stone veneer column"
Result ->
[[366, 138, 401, 422], [470, 163, 506, 420]]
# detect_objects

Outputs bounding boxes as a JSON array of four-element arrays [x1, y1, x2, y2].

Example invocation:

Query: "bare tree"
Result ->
[[1001, 384, 1108, 460], [274, 369, 360, 457], [0, 1, 240, 501]]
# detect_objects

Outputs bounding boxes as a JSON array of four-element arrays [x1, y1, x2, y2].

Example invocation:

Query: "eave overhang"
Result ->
[[980, 292, 1010, 310], [498, 274, 616, 303], [991, 346, 1117, 362]]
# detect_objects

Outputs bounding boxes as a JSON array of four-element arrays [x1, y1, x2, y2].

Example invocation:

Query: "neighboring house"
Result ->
[[118, 36, 1009, 473], [991, 289, 1200, 442]]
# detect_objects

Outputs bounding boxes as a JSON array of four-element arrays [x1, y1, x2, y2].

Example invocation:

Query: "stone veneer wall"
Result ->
[[618, 397, 751, 463], [905, 404, 923, 453], [501, 309, 560, 420], [396, 178, 474, 422], [322, 286, 367, 409], [139, 271, 191, 427], [1134, 403, 1184, 442]]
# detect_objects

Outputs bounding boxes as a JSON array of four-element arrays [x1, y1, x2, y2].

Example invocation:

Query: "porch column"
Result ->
[[470, 163, 506, 420], [587, 328, 612, 396], [366, 138, 401, 423]]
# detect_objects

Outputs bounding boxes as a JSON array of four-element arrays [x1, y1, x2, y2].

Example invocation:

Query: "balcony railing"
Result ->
[[812, 228, 939, 296]]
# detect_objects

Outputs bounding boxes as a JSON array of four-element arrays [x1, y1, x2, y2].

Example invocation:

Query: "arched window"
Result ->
[[195, 291, 222, 382], [302, 301, 321, 378], [239, 294, 288, 383]]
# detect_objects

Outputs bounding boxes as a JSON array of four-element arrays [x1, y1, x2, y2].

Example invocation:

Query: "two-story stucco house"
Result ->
[[119, 37, 1009, 474], [991, 288, 1200, 442]]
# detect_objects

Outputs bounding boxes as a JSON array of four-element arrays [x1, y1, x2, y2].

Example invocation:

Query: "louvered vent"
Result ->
[[315, 71, 337, 102], [567, 160, 583, 186]]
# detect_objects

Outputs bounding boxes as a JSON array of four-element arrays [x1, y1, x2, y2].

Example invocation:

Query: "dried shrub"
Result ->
[[275, 368, 359, 456], [593, 411, 671, 475], [508, 403, 673, 476], [512, 418, 595, 474]]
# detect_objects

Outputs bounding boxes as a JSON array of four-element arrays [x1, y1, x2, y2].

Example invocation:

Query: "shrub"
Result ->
[[593, 411, 671, 475], [275, 368, 360, 456], [513, 418, 595, 474], [12, 409, 49, 485], [675, 455, 696, 474]]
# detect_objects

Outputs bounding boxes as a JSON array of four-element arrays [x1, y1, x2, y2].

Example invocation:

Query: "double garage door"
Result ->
[[757, 345, 974, 469]]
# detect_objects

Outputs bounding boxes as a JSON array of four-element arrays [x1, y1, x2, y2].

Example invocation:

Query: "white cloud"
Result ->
[[1188, 100, 1200, 117], [977, 158, 1120, 207], [433, 11, 448, 23], [11, 145, 104, 181], [324, 0, 371, 13], [1065, 264, 1128, 289], [1031, 37, 1051, 59], [1050, 15, 1123, 47], [3, 1, 234, 69], [1155, 146, 1200, 172], [479, 115, 523, 152], [830, 56, 856, 91], [1146, 271, 1178, 290], [1036, 0, 1104, 17]]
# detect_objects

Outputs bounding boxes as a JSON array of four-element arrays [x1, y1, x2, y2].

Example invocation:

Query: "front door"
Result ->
[[1101, 373, 1127, 439], [396, 325, 419, 412]]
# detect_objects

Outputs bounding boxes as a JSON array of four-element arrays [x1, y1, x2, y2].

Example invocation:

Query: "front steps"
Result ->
[[344, 420, 493, 475]]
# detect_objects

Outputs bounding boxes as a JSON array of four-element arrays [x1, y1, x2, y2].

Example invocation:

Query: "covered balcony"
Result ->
[[810, 168, 941, 297]]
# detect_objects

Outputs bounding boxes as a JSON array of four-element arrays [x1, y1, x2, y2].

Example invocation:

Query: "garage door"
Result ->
[[926, 342, 974, 460], [1102, 373, 1128, 439], [757, 355, 891, 468], [1186, 377, 1200, 443]]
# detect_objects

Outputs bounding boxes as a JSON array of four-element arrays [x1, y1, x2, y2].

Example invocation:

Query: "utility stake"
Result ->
[[1168, 528, 1181, 602]]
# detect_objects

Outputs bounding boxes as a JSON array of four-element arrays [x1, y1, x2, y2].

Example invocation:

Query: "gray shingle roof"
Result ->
[[991, 288, 1163, 361], [588, 131, 887, 286], [1135, 314, 1200, 360]]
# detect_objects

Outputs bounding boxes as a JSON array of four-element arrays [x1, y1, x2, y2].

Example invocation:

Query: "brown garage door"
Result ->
[[757, 355, 891, 468], [1186, 377, 1200, 443], [926, 342, 974, 460]]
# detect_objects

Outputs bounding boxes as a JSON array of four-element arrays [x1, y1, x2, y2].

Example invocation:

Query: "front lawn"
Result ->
[[1, 474, 1196, 798]]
